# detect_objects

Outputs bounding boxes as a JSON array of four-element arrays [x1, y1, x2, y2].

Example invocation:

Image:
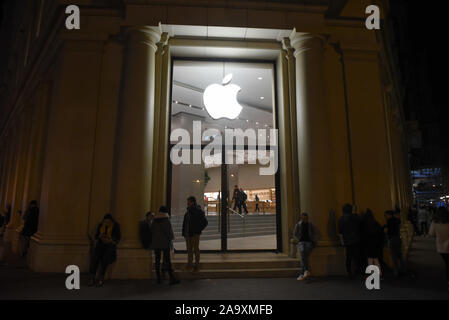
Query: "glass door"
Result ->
[[168, 58, 279, 252]]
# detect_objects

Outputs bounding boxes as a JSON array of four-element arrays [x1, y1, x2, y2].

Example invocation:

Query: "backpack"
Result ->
[[198, 207, 208, 232], [138, 220, 152, 249]]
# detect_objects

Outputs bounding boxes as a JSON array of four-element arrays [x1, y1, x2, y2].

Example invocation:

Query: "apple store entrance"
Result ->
[[167, 59, 281, 252]]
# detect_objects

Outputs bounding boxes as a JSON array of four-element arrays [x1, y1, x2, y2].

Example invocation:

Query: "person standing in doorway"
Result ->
[[151, 206, 180, 285], [338, 204, 362, 278], [255, 194, 260, 213], [89, 214, 121, 287], [429, 207, 449, 291], [182, 196, 208, 272], [293, 213, 321, 281]]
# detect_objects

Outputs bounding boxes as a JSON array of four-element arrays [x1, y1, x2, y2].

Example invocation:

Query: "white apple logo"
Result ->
[[203, 74, 243, 120]]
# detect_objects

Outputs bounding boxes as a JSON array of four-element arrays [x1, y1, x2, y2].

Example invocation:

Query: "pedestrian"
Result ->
[[232, 185, 242, 214], [428, 207, 449, 291], [408, 206, 419, 236], [21, 201, 39, 256], [384, 210, 408, 277], [182, 196, 208, 272], [151, 206, 180, 285], [0, 204, 11, 236], [239, 188, 249, 215], [418, 205, 429, 236], [360, 209, 383, 277], [293, 213, 321, 281], [89, 214, 121, 287], [338, 203, 362, 278], [255, 194, 260, 213]]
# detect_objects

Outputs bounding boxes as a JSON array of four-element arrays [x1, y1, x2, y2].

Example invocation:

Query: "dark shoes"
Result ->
[[88, 276, 104, 287], [88, 276, 96, 287]]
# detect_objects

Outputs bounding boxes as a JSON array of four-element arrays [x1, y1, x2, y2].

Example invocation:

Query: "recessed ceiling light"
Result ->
[[260, 97, 264, 100], [246, 119, 249, 122], [189, 104, 192, 107], [174, 101, 178, 104], [258, 77, 263, 80], [256, 122, 259, 125]]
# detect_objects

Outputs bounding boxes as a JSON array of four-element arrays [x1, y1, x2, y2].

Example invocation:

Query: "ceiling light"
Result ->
[[189, 104, 192, 107], [260, 97, 264, 100], [258, 77, 263, 80]]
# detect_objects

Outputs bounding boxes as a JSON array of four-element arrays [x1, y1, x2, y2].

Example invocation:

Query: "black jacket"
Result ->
[[182, 205, 208, 237], [94, 220, 121, 263], [338, 213, 361, 246], [150, 213, 174, 250], [22, 207, 39, 237], [139, 220, 152, 249]]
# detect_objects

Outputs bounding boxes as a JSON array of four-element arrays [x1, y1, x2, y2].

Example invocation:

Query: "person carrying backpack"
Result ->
[[182, 196, 208, 272], [150, 206, 180, 285]]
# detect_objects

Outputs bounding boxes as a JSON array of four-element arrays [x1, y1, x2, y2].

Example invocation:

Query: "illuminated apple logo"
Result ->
[[203, 74, 243, 120]]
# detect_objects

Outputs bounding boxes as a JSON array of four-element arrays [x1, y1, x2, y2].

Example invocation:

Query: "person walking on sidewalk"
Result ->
[[361, 209, 383, 277], [418, 205, 430, 236], [429, 206, 449, 291], [293, 213, 321, 281], [150, 206, 180, 285], [384, 210, 408, 277], [182, 196, 208, 272], [338, 204, 362, 278]]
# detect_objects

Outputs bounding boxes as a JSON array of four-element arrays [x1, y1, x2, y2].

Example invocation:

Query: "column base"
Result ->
[[308, 245, 347, 276], [28, 235, 153, 279], [28, 236, 91, 273]]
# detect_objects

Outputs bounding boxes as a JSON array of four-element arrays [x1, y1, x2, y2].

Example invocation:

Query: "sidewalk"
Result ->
[[0, 237, 448, 300]]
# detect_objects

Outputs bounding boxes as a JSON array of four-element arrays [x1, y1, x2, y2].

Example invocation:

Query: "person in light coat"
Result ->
[[429, 206, 449, 291]]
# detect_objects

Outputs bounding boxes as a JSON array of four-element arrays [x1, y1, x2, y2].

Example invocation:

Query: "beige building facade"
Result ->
[[0, 0, 413, 278]]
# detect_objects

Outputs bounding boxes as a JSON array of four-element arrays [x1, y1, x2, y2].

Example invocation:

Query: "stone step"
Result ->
[[172, 268, 299, 279], [171, 258, 299, 270], [173, 225, 276, 234]]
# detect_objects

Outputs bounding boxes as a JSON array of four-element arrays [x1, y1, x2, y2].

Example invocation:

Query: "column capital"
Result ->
[[126, 25, 162, 51], [289, 30, 326, 57]]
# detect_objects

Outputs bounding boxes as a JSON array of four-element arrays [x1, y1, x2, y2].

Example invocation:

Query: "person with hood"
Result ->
[[182, 196, 208, 272], [21, 201, 39, 256], [89, 214, 121, 287], [151, 206, 179, 285], [293, 212, 321, 280], [338, 203, 362, 277]]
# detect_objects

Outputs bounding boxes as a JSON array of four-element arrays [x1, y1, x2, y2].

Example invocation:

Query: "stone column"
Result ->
[[111, 26, 161, 278], [290, 31, 337, 246], [9, 106, 33, 253]]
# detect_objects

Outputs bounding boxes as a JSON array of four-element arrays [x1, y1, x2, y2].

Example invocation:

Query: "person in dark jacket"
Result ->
[[361, 209, 383, 276], [89, 214, 121, 287], [384, 210, 408, 277], [293, 213, 321, 281], [151, 206, 179, 285], [232, 185, 242, 214], [182, 196, 208, 272], [21, 201, 39, 256], [239, 188, 249, 215], [338, 203, 362, 277]]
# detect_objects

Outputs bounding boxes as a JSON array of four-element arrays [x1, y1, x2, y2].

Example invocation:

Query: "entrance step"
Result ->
[[169, 253, 300, 279]]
